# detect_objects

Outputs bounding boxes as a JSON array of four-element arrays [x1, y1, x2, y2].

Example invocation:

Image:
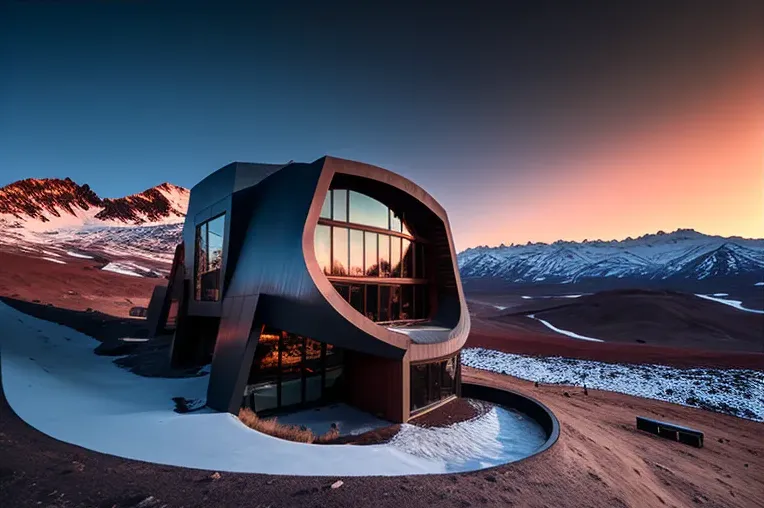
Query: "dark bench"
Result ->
[[636, 416, 704, 448]]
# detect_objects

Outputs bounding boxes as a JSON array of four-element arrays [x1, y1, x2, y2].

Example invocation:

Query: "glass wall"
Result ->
[[245, 326, 345, 414], [330, 282, 430, 322], [410, 355, 459, 412], [315, 188, 433, 324], [195, 214, 225, 301]]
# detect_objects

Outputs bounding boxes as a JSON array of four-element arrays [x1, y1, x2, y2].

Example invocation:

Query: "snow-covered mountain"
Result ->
[[0, 178, 189, 232], [458, 229, 764, 284], [0, 178, 188, 272]]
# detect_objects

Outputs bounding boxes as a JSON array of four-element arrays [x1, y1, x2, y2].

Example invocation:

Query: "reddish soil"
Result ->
[[0, 251, 163, 317], [468, 318, 764, 370]]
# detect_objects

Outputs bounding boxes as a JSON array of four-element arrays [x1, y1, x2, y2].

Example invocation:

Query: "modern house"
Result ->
[[147, 156, 470, 423]]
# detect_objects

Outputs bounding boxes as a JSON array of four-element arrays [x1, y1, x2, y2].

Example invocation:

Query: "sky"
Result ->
[[2, 1, 762, 250]]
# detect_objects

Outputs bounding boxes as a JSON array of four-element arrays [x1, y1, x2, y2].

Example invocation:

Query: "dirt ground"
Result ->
[[0, 251, 163, 317], [2, 352, 762, 507]]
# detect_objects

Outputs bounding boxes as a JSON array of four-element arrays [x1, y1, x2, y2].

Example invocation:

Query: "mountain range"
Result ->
[[457, 229, 764, 286], [1, 177, 762, 287]]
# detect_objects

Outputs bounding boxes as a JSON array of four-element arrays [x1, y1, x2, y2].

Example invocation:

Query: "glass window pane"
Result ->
[[365, 284, 379, 321], [349, 284, 364, 314], [428, 363, 442, 405], [332, 282, 350, 302], [248, 328, 280, 412], [333, 189, 347, 222], [324, 344, 344, 400], [415, 243, 426, 279], [304, 337, 322, 403], [410, 364, 428, 411], [414, 284, 428, 319], [280, 332, 303, 408], [401, 239, 413, 278], [194, 222, 207, 300], [349, 229, 364, 276], [391, 236, 401, 277], [364, 232, 379, 276], [379, 234, 390, 277], [402, 221, 412, 236], [332, 227, 349, 275], [441, 357, 456, 399], [390, 210, 402, 232], [400, 285, 413, 320], [379, 285, 391, 322], [320, 190, 332, 219], [349, 190, 389, 229], [314, 225, 332, 275], [390, 285, 401, 321]]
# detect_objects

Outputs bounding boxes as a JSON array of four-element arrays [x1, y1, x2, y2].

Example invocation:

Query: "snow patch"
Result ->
[[66, 251, 94, 259], [462, 348, 764, 422], [41, 257, 66, 265], [755, 282, 764, 287], [102, 262, 144, 277], [695, 294, 764, 314], [528, 314, 604, 342]]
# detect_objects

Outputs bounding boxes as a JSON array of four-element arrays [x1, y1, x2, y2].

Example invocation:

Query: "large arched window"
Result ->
[[314, 189, 430, 323]]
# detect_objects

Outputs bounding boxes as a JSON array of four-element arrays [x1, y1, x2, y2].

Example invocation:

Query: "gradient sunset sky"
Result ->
[[2, 1, 762, 250]]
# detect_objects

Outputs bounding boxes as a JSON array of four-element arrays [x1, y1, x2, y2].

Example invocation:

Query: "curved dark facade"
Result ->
[[151, 156, 470, 422]]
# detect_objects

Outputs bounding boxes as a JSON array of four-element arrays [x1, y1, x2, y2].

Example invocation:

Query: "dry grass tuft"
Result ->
[[238, 408, 340, 444]]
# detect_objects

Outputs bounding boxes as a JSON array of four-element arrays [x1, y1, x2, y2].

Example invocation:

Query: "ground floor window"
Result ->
[[244, 326, 344, 414], [410, 354, 459, 412]]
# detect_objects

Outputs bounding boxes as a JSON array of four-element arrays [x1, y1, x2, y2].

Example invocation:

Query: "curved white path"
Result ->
[[0, 302, 545, 476]]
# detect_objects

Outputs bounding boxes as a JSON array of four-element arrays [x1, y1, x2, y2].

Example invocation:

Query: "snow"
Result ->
[[695, 294, 764, 314], [494, 305, 508, 311], [755, 282, 764, 286], [0, 302, 548, 476], [66, 251, 94, 259], [388, 402, 547, 472], [462, 348, 764, 422], [120, 337, 150, 343], [41, 249, 62, 257], [102, 262, 144, 277], [522, 294, 585, 300], [41, 257, 66, 265], [528, 314, 604, 342]]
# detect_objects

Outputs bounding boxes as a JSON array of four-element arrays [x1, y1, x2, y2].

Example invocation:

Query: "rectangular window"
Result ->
[[349, 229, 364, 276], [401, 239, 413, 278], [409, 355, 458, 413], [195, 214, 225, 301], [390, 210, 402, 232], [365, 284, 379, 321], [415, 243, 426, 279], [379, 234, 390, 277], [333, 189, 348, 222], [390, 236, 401, 277], [379, 285, 391, 322], [320, 190, 332, 219], [364, 232, 379, 276], [332, 227, 349, 275], [410, 364, 428, 411], [349, 284, 364, 314], [400, 284, 414, 320], [314, 224, 332, 275], [349, 190, 389, 229], [332, 282, 350, 302], [390, 285, 401, 321]]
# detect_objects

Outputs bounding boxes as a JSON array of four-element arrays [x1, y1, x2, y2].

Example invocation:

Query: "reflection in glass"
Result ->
[[364, 232, 378, 276], [401, 221, 411, 236], [332, 282, 350, 302], [415, 243, 426, 279], [314, 225, 332, 275], [365, 284, 379, 321], [410, 364, 428, 411], [248, 330, 279, 411], [332, 227, 349, 275], [320, 191, 332, 219], [391, 236, 401, 277], [195, 214, 225, 302], [349, 229, 364, 276], [379, 234, 390, 277], [304, 337, 322, 403], [207, 215, 225, 271], [390, 210, 402, 232], [400, 284, 413, 320], [379, 285, 391, 322], [333, 189, 347, 222], [349, 284, 364, 314], [349, 191, 389, 229], [401, 239, 413, 278], [409, 355, 458, 412], [390, 285, 401, 321]]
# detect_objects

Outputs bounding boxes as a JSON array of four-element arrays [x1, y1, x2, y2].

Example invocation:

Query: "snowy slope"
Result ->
[[458, 229, 764, 283]]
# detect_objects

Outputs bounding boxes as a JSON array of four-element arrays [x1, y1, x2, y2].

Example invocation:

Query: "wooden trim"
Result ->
[[410, 351, 459, 366], [409, 394, 458, 419], [318, 217, 419, 242], [325, 276, 429, 285]]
